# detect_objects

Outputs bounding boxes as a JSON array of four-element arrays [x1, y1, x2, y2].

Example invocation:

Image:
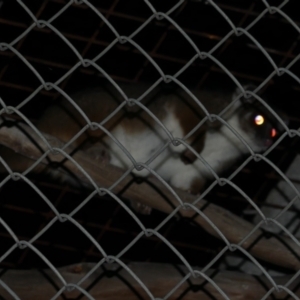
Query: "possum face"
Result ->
[[237, 103, 284, 152]]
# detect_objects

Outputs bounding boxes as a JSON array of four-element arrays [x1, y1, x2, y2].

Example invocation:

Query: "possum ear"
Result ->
[[233, 84, 258, 104]]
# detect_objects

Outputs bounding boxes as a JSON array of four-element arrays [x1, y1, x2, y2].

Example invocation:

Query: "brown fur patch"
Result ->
[[188, 176, 205, 195]]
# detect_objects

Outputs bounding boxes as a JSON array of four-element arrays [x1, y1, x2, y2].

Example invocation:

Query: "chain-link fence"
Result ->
[[0, 0, 300, 299]]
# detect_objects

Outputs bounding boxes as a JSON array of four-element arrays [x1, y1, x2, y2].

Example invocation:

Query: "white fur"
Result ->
[[103, 109, 264, 192], [105, 111, 186, 178], [168, 114, 267, 191]]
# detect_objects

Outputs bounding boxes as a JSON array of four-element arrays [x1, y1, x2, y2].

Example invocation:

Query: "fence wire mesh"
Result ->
[[0, 0, 300, 299]]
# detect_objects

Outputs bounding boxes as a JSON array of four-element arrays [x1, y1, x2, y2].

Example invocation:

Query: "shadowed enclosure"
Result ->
[[0, 0, 300, 299]]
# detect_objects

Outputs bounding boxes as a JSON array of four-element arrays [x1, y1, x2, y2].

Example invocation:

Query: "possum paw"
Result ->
[[85, 145, 110, 162], [130, 200, 152, 215]]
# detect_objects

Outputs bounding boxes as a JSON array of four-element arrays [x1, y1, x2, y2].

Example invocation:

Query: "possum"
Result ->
[[0, 83, 282, 200]]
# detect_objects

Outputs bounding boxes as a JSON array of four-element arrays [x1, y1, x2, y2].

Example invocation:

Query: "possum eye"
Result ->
[[254, 114, 277, 139], [254, 115, 264, 125]]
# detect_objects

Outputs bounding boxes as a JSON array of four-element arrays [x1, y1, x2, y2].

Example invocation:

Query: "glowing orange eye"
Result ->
[[271, 128, 277, 138], [254, 115, 264, 125]]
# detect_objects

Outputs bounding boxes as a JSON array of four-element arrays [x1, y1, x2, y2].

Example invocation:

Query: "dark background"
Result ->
[[0, 0, 299, 276]]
